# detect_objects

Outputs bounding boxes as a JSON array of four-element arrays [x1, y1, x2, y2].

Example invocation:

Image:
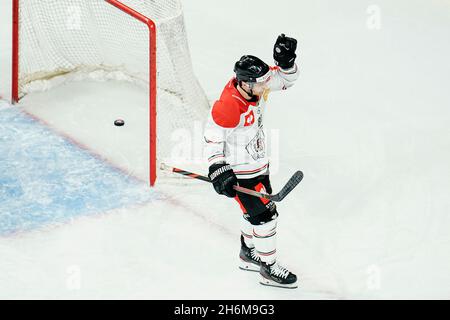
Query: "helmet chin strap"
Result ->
[[240, 81, 255, 98], [245, 87, 254, 98]]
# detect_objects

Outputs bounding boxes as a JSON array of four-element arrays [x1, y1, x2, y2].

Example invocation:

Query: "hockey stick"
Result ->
[[160, 163, 303, 202]]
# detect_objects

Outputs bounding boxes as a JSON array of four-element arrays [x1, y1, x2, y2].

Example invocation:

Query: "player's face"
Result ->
[[250, 77, 270, 95], [250, 82, 266, 96]]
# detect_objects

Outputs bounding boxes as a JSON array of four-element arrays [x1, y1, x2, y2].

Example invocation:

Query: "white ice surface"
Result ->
[[1, 0, 450, 299]]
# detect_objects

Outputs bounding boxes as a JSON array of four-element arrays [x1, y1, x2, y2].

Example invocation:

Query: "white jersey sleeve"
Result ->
[[267, 63, 300, 92], [203, 115, 232, 166]]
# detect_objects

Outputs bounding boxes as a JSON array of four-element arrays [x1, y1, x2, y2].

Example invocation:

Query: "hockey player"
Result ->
[[204, 34, 300, 288]]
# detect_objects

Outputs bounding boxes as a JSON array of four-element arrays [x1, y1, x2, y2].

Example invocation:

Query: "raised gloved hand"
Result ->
[[273, 34, 298, 69], [208, 163, 238, 198]]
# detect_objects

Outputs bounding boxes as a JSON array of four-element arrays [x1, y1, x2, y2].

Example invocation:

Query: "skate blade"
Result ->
[[259, 276, 298, 289], [239, 259, 260, 272]]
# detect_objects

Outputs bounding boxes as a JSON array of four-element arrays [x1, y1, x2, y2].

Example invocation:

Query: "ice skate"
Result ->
[[260, 261, 298, 289], [239, 235, 261, 272]]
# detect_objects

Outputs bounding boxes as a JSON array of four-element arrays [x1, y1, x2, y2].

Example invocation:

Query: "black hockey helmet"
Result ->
[[234, 55, 270, 83]]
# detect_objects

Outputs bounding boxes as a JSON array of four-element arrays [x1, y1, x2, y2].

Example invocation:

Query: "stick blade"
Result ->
[[271, 171, 303, 202]]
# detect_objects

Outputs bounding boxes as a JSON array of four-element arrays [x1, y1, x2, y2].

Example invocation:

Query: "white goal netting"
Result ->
[[17, 0, 210, 179]]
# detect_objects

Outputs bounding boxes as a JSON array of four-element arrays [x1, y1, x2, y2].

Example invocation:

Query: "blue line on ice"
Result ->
[[0, 106, 157, 236]]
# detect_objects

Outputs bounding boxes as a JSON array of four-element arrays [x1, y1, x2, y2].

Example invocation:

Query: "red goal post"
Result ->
[[105, 0, 157, 186]]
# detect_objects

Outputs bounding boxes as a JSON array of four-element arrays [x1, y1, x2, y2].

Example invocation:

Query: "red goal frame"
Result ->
[[11, 0, 158, 186]]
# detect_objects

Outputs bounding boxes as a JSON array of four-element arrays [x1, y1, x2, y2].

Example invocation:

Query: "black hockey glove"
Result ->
[[208, 163, 238, 198], [273, 34, 297, 69]]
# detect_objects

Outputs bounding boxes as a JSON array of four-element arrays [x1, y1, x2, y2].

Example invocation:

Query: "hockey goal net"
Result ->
[[11, 0, 209, 186]]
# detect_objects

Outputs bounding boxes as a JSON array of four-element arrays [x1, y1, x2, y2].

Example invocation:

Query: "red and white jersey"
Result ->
[[204, 64, 300, 179]]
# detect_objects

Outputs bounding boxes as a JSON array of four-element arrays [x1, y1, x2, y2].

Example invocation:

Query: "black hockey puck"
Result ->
[[114, 119, 125, 126]]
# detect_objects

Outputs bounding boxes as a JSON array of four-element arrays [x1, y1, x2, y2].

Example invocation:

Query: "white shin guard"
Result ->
[[252, 218, 277, 264], [240, 215, 255, 248]]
